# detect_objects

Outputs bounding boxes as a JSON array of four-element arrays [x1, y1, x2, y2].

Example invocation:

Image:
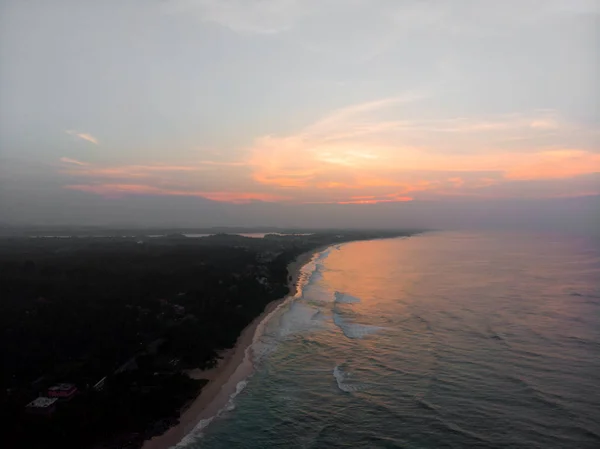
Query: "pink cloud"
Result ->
[[60, 157, 89, 166]]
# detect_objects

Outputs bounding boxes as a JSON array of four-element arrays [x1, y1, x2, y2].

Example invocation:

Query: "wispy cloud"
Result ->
[[59, 158, 270, 204], [65, 183, 287, 204], [60, 157, 89, 166], [66, 130, 99, 145], [60, 160, 219, 179], [504, 150, 600, 180], [197, 160, 250, 167], [313, 192, 414, 205], [300, 91, 430, 139]]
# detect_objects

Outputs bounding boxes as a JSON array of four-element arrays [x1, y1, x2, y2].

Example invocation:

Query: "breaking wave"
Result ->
[[333, 312, 383, 339], [277, 302, 326, 338], [174, 246, 338, 446], [334, 291, 361, 304], [333, 364, 367, 393], [174, 379, 249, 447], [173, 418, 214, 448]]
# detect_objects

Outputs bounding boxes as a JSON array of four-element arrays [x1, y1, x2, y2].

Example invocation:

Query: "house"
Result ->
[[48, 383, 77, 400], [26, 397, 58, 415]]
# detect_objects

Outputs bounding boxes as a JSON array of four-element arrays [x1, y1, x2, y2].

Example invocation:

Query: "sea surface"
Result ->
[[180, 231, 600, 448]]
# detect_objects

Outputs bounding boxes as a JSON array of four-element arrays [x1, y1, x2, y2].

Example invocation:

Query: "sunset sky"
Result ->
[[0, 0, 598, 227]]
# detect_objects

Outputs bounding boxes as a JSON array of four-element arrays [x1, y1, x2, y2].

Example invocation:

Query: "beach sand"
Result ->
[[142, 247, 325, 449]]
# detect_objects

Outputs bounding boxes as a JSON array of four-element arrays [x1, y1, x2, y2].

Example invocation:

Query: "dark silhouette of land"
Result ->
[[0, 229, 419, 449]]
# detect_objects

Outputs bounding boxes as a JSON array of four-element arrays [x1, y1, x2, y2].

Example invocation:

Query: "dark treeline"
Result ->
[[0, 230, 418, 448]]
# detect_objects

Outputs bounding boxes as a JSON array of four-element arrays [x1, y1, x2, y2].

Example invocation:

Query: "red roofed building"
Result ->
[[48, 383, 77, 400]]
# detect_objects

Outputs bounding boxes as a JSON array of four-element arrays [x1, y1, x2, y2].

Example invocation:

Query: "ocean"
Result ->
[[179, 231, 600, 448]]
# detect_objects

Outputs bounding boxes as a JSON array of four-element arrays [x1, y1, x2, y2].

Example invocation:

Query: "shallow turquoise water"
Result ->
[[183, 231, 600, 448]]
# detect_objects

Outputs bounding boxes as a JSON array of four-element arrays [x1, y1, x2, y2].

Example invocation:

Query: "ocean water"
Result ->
[[183, 231, 600, 448]]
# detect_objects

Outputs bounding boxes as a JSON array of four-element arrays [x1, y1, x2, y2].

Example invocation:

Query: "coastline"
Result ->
[[141, 246, 327, 449]]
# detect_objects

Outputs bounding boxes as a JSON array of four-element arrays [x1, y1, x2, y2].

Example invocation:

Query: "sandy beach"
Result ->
[[142, 246, 326, 449]]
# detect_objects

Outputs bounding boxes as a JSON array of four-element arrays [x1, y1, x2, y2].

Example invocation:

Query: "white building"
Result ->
[[26, 397, 58, 414]]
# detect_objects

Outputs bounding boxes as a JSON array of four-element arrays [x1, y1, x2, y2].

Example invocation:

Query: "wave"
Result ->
[[277, 302, 326, 338], [334, 291, 361, 304], [434, 418, 490, 444], [175, 246, 337, 446], [407, 313, 433, 332], [333, 365, 367, 393], [414, 395, 440, 412], [308, 264, 324, 284], [225, 379, 248, 411], [317, 248, 332, 260], [569, 291, 600, 303], [173, 380, 248, 447], [251, 337, 279, 365], [485, 326, 510, 346], [333, 312, 383, 339], [252, 302, 325, 364], [251, 246, 333, 362], [173, 417, 214, 448]]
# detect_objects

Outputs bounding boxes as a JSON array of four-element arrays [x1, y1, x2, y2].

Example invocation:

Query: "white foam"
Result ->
[[222, 379, 248, 413], [310, 270, 324, 284], [317, 249, 332, 260], [333, 313, 383, 339], [250, 249, 331, 365], [277, 302, 325, 338], [333, 365, 366, 393], [171, 379, 249, 447], [172, 417, 214, 447], [251, 336, 280, 365], [173, 245, 336, 447], [334, 291, 361, 304]]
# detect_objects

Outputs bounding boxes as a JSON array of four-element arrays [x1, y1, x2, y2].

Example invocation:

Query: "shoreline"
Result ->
[[141, 246, 328, 449]]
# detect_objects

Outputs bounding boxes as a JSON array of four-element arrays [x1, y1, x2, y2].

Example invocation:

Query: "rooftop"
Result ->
[[27, 397, 58, 408], [48, 383, 75, 391]]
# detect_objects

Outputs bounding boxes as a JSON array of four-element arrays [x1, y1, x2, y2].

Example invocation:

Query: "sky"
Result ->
[[0, 0, 598, 230]]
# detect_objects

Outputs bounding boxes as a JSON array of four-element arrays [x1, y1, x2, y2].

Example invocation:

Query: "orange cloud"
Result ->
[[328, 192, 414, 204], [65, 184, 288, 204], [504, 150, 600, 180], [315, 181, 357, 189], [62, 163, 206, 178], [244, 98, 598, 204], [253, 171, 317, 188], [200, 191, 287, 203], [356, 177, 408, 188], [66, 130, 99, 145], [247, 126, 599, 200], [57, 98, 600, 205], [448, 177, 465, 187], [349, 195, 378, 200]]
